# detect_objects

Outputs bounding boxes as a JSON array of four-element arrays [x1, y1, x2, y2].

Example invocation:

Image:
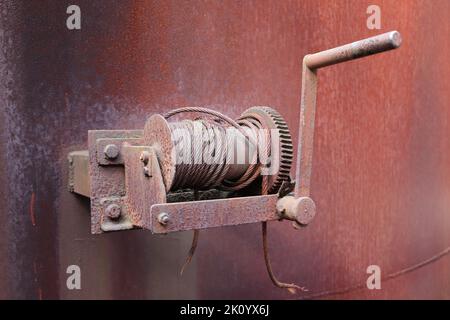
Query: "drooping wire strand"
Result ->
[[180, 191, 200, 276], [262, 222, 308, 294], [180, 229, 199, 276]]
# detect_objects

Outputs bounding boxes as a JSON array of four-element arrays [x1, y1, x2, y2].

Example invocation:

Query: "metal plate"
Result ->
[[88, 130, 143, 234], [123, 145, 166, 229]]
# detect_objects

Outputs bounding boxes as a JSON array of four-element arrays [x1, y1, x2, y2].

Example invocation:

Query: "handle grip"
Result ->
[[305, 31, 402, 69]]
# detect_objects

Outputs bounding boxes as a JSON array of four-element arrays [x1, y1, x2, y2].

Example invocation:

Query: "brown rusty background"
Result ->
[[0, 0, 449, 299]]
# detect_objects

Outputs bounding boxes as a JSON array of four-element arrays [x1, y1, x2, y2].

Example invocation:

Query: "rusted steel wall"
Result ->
[[0, 0, 449, 299]]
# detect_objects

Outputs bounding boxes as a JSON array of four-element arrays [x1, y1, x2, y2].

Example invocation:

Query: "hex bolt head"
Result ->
[[105, 203, 121, 220], [104, 144, 120, 160], [158, 212, 170, 225]]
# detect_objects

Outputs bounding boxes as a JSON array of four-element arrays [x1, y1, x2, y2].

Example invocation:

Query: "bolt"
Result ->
[[105, 203, 121, 220], [143, 166, 151, 177], [104, 144, 120, 160], [158, 212, 170, 225], [140, 151, 150, 164]]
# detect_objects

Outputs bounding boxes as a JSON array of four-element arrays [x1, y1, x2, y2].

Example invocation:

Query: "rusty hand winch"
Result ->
[[69, 31, 402, 293]]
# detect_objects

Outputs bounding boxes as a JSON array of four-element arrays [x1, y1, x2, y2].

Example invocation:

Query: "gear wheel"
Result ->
[[238, 106, 293, 194]]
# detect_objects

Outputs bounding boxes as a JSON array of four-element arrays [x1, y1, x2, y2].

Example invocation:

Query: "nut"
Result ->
[[105, 203, 121, 220], [104, 144, 120, 160], [157, 212, 170, 225]]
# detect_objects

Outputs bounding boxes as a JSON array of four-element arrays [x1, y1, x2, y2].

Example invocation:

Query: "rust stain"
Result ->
[[29, 192, 36, 226]]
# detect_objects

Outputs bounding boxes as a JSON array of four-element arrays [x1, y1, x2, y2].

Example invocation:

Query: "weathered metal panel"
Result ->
[[0, 0, 449, 299]]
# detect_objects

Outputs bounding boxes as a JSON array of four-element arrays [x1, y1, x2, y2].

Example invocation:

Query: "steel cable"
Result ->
[[164, 107, 261, 191]]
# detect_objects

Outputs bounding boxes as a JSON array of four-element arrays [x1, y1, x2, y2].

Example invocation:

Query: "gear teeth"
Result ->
[[239, 106, 293, 194]]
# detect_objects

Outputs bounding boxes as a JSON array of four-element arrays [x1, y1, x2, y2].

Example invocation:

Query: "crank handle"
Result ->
[[286, 31, 402, 227]]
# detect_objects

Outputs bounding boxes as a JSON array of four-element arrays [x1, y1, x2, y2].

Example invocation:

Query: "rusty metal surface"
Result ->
[[150, 195, 279, 234], [0, 0, 449, 299], [88, 130, 143, 234], [144, 115, 176, 191], [123, 145, 166, 229]]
